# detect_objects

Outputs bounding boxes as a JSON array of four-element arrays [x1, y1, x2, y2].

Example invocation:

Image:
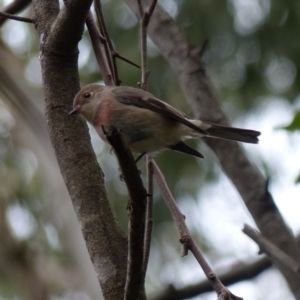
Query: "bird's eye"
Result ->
[[84, 92, 92, 99]]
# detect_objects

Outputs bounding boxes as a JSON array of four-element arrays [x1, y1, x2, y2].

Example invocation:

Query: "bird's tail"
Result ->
[[201, 121, 261, 144]]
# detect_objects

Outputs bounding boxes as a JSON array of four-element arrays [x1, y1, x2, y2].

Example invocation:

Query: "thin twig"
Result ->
[[142, 156, 154, 277], [94, 0, 139, 85], [114, 51, 140, 69], [137, 0, 157, 90], [0, 0, 31, 25], [139, 16, 148, 90], [85, 11, 114, 86], [152, 160, 243, 300], [94, 0, 113, 49], [137, 0, 144, 17], [152, 161, 188, 241], [145, 0, 157, 24], [243, 224, 300, 273], [93, 0, 116, 83], [0, 11, 34, 23]]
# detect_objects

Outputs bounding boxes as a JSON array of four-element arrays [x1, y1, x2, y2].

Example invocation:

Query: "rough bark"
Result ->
[[31, 1, 128, 299]]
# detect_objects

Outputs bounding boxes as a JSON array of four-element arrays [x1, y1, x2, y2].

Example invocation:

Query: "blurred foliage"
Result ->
[[295, 173, 300, 184], [0, 102, 79, 298], [0, 0, 300, 299], [280, 111, 300, 131], [278, 111, 300, 183]]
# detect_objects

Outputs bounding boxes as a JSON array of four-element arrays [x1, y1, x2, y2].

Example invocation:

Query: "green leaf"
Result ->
[[295, 173, 300, 184], [279, 112, 300, 132]]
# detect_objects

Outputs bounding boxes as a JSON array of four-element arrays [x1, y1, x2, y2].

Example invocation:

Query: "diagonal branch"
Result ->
[[150, 257, 272, 300], [152, 160, 242, 300], [0, 11, 34, 23], [150, 234, 300, 300], [85, 11, 115, 86], [243, 224, 300, 273], [0, 0, 31, 25]]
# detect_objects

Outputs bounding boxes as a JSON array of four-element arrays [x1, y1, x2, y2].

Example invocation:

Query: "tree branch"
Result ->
[[94, 0, 140, 86], [136, 0, 157, 90], [243, 224, 300, 273], [142, 156, 154, 277], [150, 257, 272, 300], [85, 10, 115, 86], [152, 160, 242, 300], [0, 11, 34, 23], [31, 1, 128, 299], [151, 234, 300, 300], [93, 0, 117, 84], [104, 127, 147, 300], [46, 1, 93, 53], [0, 0, 31, 25]]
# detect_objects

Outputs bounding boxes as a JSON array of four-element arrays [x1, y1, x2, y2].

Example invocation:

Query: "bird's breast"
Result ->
[[94, 98, 114, 125]]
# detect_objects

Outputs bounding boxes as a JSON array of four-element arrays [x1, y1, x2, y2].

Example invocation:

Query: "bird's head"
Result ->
[[69, 84, 107, 123]]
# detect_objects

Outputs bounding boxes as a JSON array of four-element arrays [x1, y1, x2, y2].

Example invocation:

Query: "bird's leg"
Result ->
[[135, 152, 146, 163]]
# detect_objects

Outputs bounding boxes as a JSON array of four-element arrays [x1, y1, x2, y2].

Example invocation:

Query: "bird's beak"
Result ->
[[69, 105, 81, 116]]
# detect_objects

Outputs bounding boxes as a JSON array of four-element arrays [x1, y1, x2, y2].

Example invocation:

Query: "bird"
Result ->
[[69, 84, 260, 161]]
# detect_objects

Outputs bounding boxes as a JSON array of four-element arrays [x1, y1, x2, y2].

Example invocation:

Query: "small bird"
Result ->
[[69, 84, 260, 161]]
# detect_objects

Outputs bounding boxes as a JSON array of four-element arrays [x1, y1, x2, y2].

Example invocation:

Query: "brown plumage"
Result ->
[[70, 84, 260, 159]]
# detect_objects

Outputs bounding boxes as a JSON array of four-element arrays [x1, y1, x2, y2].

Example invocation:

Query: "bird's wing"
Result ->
[[114, 89, 208, 135]]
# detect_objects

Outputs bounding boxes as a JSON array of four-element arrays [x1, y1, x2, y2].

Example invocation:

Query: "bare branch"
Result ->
[[0, 0, 31, 25], [85, 11, 115, 86], [93, 1, 116, 83], [150, 256, 272, 300], [0, 10, 34, 23], [142, 156, 154, 277], [136, 0, 144, 18], [243, 224, 300, 273], [136, 0, 157, 90], [103, 126, 147, 300], [114, 51, 140, 69], [94, 0, 139, 86], [152, 160, 188, 238], [152, 160, 243, 300], [145, 0, 157, 25]]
